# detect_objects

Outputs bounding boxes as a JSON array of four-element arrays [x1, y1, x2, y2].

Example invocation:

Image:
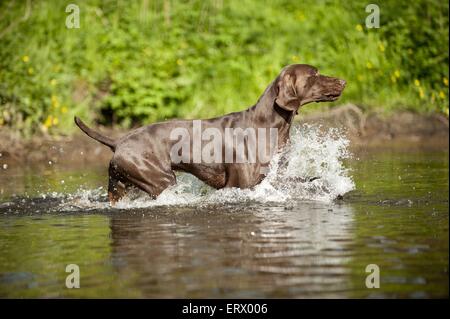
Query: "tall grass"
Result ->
[[0, 0, 448, 136]]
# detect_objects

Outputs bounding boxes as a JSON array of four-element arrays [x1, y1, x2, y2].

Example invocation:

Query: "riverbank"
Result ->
[[0, 105, 448, 168]]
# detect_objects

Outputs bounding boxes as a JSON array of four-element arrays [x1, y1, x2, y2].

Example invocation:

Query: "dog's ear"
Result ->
[[275, 73, 299, 111]]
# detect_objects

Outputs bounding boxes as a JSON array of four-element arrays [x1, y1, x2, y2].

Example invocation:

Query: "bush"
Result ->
[[0, 0, 448, 136]]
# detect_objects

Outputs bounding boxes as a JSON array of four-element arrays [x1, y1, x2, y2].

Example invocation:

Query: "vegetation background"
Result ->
[[0, 0, 448, 136]]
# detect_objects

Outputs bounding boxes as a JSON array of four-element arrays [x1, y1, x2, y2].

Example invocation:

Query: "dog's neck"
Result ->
[[246, 82, 296, 147]]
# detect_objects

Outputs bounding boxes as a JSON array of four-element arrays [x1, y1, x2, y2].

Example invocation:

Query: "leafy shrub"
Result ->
[[0, 0, 448, 136]]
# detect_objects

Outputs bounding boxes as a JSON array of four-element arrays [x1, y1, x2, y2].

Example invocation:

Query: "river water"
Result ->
[[0, 125, 448, 298]]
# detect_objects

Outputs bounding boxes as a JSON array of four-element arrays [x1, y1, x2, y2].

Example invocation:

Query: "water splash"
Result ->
[[199, 124, 354, 204], [59, 124, 354, 210]]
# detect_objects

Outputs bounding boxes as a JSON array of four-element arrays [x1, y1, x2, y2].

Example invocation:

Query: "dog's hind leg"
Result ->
[[108, 162, 131, 204], [108, 177, 128, 204], [108, 154, 177, 203], [125, 171, 177, 199]]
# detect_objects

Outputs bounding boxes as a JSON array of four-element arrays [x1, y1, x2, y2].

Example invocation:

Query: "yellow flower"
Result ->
[[22, 55, 29, 63], [443, 77, 448, 86], [414, 79, 420, 87], [51, 95, 60, 108], [61, 106, 68, 114], [378, 43, 385, 52], [44, 116, 53, 128], [296, 12, 305, 21], [444, 107, 449, 117], [418, 87, 424, 99], [356, 24, 363, 32], [366, 61, 373, 69], [50, 79, 57, 86], [394, 70, 400, 78], [176, 59, 184, 66], [27, 67, 34, 75], [439, 91, 446, 99], [291, 55, 300, 62], [52, 117, 59, 126]]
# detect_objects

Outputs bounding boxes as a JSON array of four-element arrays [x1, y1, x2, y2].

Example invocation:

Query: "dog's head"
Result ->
[[274, 64, 346, 112]]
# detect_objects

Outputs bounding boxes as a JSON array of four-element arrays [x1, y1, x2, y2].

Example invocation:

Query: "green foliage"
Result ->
[[0, 0, 448, 135]]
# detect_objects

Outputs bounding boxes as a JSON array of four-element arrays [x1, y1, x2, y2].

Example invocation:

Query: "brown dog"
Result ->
[[75, 64, 345, 203]]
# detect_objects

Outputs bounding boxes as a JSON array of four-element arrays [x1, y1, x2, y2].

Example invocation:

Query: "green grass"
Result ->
[[0, 0, 448, 136]]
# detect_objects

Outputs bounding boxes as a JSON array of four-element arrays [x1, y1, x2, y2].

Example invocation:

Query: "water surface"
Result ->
[[0, 129, 448, 298]]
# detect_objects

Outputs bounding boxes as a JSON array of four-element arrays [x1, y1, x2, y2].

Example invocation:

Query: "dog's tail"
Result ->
[[74, 116, 116, 151]]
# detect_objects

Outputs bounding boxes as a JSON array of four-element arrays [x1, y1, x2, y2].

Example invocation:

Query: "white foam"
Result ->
[[59, 124, 355, 210]]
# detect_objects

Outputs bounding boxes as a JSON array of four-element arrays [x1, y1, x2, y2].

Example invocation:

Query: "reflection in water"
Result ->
[[349, 202, 448, 298], [0, 149, 448, 298], [109, 203, 354, 298], [0, 214, 117, 298]]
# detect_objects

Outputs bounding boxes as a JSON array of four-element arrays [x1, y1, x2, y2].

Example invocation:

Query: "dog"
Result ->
[[75, 64, 346, 203]]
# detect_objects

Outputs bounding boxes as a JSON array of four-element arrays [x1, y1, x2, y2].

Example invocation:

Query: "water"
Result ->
[[0, 125, 448, 298]]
